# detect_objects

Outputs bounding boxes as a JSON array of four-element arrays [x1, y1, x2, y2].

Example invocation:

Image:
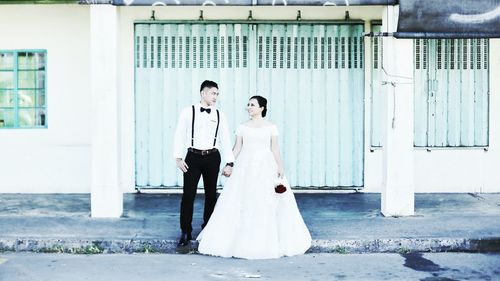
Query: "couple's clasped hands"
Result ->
[[221, 165, 232, 177]]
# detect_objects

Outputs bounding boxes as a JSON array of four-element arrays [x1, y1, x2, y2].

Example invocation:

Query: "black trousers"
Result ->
[[180, 150, 221, 234]]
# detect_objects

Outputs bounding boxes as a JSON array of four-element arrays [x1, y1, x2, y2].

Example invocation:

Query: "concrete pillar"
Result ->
[[90, 5, 123, 218], [380, 6, 415, 216]]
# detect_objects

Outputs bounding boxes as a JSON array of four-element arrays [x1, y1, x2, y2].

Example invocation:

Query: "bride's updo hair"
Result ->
[[250, 95, 268, 117]]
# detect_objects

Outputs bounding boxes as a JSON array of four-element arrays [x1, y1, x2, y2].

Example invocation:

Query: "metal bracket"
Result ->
[[296, 10, 302, 21], [150, 10, 156, 21], [199, 10, 204, 21], [248, 10, 253, 21], [345, 11, 350, 20]]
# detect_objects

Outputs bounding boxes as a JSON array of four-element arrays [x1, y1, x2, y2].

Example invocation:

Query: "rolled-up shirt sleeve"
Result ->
[[173, 107, 189, 159], [218, 112, 235, 164]]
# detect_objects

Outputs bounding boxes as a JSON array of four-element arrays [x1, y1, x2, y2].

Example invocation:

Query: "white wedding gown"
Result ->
[[197, 124, 311, 259]]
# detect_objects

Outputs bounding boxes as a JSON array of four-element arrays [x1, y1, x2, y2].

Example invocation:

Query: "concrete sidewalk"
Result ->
[[0, 192, 499, 254]]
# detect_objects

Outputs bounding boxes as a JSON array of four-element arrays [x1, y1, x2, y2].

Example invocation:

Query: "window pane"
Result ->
[[36, 53, 46, 71], [36, 108, 46, 126], [18, 108, 36, 127], [36, 71, 45, 89], [18, 90, 36, 107], [0, 108, 15, 127], [0, 71, 14, 88], [0, 53, 14, 70], [18, 52, 37, 70], [18, 70, 36, 88], [37, 90, 46, 107], [0, 90, 14, 107]]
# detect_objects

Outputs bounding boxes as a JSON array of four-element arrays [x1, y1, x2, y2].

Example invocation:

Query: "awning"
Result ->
[[81, 0, 397, 6], [395, 0, 500, 38], [79, 0, 500, 38]]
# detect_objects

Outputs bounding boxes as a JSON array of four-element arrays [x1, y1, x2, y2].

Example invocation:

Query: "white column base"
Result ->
[[91, 185, 123, 218], [381, 186, 415, 216]]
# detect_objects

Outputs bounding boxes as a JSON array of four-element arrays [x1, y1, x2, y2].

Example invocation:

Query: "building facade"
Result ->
[[0, 2, 499, 216]]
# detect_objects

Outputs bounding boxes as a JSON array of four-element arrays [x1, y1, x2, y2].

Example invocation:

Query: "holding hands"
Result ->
[[222, 164, 233, 177]]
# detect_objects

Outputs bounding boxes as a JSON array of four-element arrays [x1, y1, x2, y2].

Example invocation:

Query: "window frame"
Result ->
[[0, 49, 47, 129]]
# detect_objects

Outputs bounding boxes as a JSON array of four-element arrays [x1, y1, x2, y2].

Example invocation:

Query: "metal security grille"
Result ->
[[135, 22, 364, 188], [135, 23, 252, 188], [254, 24, 364, 188], [414, 38, 489, 147], [370, 23, 383, 148]]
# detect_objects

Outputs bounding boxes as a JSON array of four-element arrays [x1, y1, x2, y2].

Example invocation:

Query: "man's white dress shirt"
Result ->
[[173, 103, 235, 164]]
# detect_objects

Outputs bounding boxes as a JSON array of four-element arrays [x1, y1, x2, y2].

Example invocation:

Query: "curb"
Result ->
[[309, 238, 500, 254], [1, 237, 499, 254]]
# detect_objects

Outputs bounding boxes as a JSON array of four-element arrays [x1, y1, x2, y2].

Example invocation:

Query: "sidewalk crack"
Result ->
[[468, 193, 485, 201]]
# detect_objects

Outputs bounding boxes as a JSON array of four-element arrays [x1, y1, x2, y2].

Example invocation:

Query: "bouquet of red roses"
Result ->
[[274, 176, 288, 194]]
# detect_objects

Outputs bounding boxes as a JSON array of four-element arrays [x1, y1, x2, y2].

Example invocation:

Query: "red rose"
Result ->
[[275, 184, 287, 194]]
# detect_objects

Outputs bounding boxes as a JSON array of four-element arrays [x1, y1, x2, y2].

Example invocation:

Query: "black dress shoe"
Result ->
[[177, 233, 192, 246]]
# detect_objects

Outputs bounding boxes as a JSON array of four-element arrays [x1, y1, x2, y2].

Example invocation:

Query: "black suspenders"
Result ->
[[191, 105, 195, 147], [191, 105, 220, 148], [214, 110, 220, 146]]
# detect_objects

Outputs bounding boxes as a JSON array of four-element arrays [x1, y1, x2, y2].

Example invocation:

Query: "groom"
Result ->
[[173, 80, 234, 246]]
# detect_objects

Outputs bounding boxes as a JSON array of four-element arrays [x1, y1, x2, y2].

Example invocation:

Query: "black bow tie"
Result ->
[[200, 107, 211, 114]]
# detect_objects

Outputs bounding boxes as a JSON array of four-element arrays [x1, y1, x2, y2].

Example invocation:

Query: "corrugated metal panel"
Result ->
[[135, 23, 252, 187], [370, 23, 383, 148], [135, 22, 364, 188], [414, 38, 489, 147]]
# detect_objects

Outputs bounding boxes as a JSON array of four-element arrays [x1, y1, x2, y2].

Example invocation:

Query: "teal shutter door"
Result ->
[[255, 23, 364, 187], [135, 23, 252, 187], [414, 38, 489, 147], [135, 22, 364, 188]]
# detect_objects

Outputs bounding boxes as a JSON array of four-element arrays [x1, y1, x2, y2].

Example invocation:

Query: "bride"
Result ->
[[197, 95, 311, 259]]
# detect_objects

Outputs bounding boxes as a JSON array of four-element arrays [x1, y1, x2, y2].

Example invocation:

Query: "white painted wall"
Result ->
[[0, 5, 91, 193], [0, 4, 498, 193]]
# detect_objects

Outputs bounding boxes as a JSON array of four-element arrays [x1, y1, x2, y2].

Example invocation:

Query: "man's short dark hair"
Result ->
[[200, 80, 218, 92]]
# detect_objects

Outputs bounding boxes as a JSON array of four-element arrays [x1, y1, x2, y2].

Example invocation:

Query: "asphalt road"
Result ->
[[0, 252, 499, 281]]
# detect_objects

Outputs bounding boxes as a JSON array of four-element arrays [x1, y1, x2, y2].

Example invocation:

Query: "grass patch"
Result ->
[[333, 246, 350, 254], [69, 242, 104, 254], [142, 244, 156, 253], [35, 245, 65, 253], [397, 247, 411, 254]]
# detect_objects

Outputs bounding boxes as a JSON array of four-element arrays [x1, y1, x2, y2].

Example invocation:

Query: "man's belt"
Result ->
[[188, 147, 218, 156]]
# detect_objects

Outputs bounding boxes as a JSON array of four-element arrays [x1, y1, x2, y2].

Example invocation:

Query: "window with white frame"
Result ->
[[0, 50, 47, 128]]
